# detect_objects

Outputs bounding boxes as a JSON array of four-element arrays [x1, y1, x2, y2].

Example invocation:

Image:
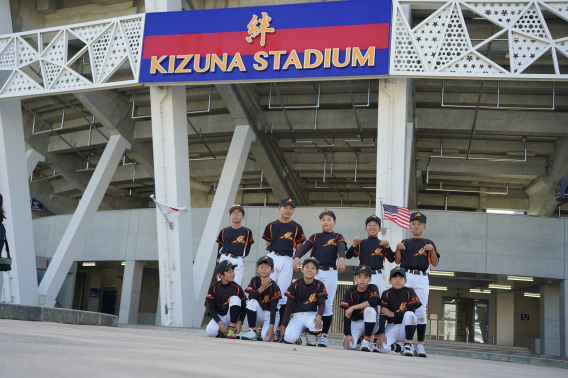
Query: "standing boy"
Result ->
[[205, 260, 247, 339], [241, 256, 282, 342], [216, 204, 255, 286], [347, 215, 395, 296], [340, 264, 380, 352], [395, 212, 439, 357], [294, 209, 346, 347], [280, 257, 327, 345], [376, 267, 422, 356], [262, 198, 306, 340]]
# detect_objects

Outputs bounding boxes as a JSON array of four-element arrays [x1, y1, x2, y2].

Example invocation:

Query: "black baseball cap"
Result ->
[[410, 212, 427, 224], [354, 264, 372, 277], [303, 257, 320, 269], [229, 204, 245, 215], [257, 255, 274, 268], [389, 266, 406, 279], [319, 209, 336, 220], [365, 215, 381, 226], [279, 197, 296, 207], [216, 260, 237, 274]]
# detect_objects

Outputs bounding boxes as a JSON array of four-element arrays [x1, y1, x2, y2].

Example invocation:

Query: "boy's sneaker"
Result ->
[[295, 338, 303, 345], [305, 332, 317, 346], [256, 328, 263, 341], [227, 327, 237, 339], [360, 339, 371, 352], [415, 343, 427, 357], [403, 342, 414, 357], [241, 329, 257, 340], [317, 334, 328, 347], [274, 329, 281, 342]]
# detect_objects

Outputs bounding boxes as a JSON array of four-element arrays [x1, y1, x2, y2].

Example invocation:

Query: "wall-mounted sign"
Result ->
[[556, 178, 566, 201], [30, 198, 43, 212], [90, 288, 100, 298], [139, 0, 391, 84], [521, 314, 529, 321]]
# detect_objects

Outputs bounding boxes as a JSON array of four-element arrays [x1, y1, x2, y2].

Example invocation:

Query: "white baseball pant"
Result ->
[[217, 254, 244, 286], [283, 312, 323, 343], [405, 273, 429, 324], [267, 252, 293, 306], [315, 268, 338, 316], [246, 299, 280, 341], [343, 307, 378, 350], [371, 272, 385, 297], [377, 311, 417, 353], [205, 296, 241, 337]]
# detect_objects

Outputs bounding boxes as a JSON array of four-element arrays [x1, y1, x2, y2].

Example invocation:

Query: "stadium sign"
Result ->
[[139, 0, 391, 84]]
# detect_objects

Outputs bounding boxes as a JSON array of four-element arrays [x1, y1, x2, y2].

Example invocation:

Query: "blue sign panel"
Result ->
[[139, 0, 391, 83], [90, 288, 100, 298], [30, 198, 43, 212], [556, 177, 565, 201]]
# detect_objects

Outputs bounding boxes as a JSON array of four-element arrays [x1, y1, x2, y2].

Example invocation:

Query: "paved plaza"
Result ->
[[0, 319, 564, 377]]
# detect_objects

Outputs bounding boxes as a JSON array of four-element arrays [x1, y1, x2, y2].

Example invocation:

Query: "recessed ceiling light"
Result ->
[[507, 276, 533, 282], [82, 262, 96, 267], [470, 289, 491, 294], [524, 293, 540, 298], [488, 284, 511, 290], [429, 286, 447, 291], [430, 271, 454, 276]]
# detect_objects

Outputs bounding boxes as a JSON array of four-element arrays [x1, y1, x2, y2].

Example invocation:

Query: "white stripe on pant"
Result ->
[[377, 311, 417, 353], [283, 312, 323, 343], [343, 307, 378, 350], [205, 296, 241, 337], [246, 299, 280, 341]]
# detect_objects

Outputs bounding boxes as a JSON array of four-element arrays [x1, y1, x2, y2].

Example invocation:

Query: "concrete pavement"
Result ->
[[1, 319, 565, 377]]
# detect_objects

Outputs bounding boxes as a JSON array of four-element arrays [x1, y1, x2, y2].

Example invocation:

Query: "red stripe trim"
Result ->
[[142, 24, 389, 59]]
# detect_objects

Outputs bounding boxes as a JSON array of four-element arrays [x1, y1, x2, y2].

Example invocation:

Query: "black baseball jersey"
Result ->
[[206, 281, 247, 316], [217, 226, 255, 257], [284, 278, 327, 314], [262, 220, 305, 257], [346, 237, 395, 269], [245, 276, 282, 311], [399, 238, 438, 271], [296, 232, 347, 269], [340, 284, 380, 321], [380, 287, 421, 324]]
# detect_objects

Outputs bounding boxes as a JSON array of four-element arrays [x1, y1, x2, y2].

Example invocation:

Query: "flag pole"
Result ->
[[379, 197, 386, 236], [150, 194, 174, 230]]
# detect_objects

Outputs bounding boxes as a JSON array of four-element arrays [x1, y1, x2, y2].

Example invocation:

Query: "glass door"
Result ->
[[442, 297, 457, 341], [472, 299, 489, 344]]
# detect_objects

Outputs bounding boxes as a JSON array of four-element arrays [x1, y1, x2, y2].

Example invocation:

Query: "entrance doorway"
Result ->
[[443, 297, 488, 343], [101, 290, 117, 315]]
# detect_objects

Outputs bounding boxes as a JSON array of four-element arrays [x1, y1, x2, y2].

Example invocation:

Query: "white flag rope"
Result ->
[[150, 194, 188, 230]]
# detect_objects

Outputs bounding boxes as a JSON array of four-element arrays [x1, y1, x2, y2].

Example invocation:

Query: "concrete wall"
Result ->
[[32, 208, 568, 280], [514, 292, 541, 351]]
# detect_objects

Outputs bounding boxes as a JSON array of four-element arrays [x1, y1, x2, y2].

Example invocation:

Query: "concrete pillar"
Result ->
[[560, 280, 568, 357], [87, 268, 102, 312], [496, 292, 514, 346], [25, 149, 44, 178], [118, 261, 144, 324], [540, 284, 561, 356], [192, 125, 256, 327]]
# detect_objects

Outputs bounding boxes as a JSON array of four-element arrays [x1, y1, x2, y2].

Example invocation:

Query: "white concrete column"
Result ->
[[192, 125, 256, 327], [559, 280, 568, 357], [38, 135, 131, 307], [496, 292, 514, 346], [0, 100, 39, 305], [26, 149, 45, 178], [87, 268, 102, 312], [541, 284, 560, 356], [118, 260, 144, 324]]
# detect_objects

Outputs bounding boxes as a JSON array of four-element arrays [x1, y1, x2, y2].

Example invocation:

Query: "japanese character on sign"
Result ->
[[246, 12, 275, 47]]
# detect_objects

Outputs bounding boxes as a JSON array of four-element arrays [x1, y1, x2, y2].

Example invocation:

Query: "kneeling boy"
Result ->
[[205, 260, 247, 339], [242, 256, 282, 342], [376, 267, 422, 356], [341, 264, 381, 352], [280, 257, 327, 345]]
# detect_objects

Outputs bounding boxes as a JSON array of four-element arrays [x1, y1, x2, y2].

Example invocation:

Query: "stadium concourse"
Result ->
[[1, 320, 567, 377], [1, 0, 568, 366]]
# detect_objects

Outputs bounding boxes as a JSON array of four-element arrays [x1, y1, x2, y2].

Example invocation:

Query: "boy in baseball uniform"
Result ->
[[216, 204, 255, 286], [279, 257, 328, 346], [262, 198, 306, 340], [294, 209, 346, 347], [395, 212, 439, 357], [340, 264, 380, 352], [205, 260, 247, 339], [376, 267, 422, 356], [241, 256, 282, 342]]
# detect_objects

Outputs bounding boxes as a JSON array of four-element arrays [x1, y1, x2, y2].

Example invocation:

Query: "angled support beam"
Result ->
[[191, 125, 256, 327], [26, 149, 44, 178], [0, 99, 39, 305], [37, 135, 131, 307], [118, 260, 144, 324]]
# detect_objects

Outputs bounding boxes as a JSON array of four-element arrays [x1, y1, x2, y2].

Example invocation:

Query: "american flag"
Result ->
[[383, 204, 411, 229]]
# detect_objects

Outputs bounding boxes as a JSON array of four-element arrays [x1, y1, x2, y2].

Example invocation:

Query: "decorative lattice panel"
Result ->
[[0, 15, 144, 99], [391, 1, 568, 79]]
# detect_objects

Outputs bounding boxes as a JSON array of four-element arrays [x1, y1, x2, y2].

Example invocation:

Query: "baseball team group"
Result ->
[[205, 198, 439, 357]]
